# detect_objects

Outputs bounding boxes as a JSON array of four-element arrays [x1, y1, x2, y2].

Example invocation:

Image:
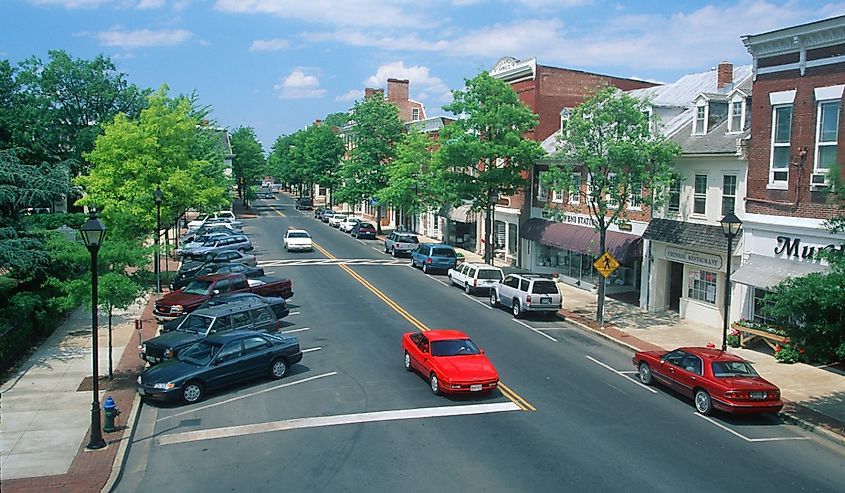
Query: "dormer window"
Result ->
[[693, 104, 707, 135]]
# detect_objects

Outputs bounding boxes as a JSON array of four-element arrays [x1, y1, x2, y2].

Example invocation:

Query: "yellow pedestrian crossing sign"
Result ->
[[594, 251, 620, 278]]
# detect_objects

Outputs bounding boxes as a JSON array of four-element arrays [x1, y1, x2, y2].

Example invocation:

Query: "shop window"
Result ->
[[693, 174, 707, 215], [688, 269, 717, 304], [722, 175, 737, 215], [508, 223, 518, 256], [752, 288, 777, 325], [770, 105, 792, 186]]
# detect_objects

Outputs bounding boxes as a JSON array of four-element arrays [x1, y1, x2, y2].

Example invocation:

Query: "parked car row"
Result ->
[[141, 211, 302, 405], [177, 211, 253, 260], [313, 207, 378, 239]]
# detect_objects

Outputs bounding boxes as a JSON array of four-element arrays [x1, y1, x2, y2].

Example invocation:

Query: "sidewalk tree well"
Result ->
[[335, 93, 404, 233], [436, 71, 544, 264], [75, 86, 230, 238], [231, 126, 266, 205], [544, 86, 681, 326], [377, 129, 441, 229]]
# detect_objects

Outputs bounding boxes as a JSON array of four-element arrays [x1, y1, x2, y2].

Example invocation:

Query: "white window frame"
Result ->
[[769, 104, 793, 189], [568, 173, 581, 204], [693, 103, 707, 135], [559, 108, 572, 135], [728, 96, 744, 133], [815, 99, 840, 174], [606, 173, 618, 209], [627, 181, 642, 210], [668, 175, 681, 213], [693, 173, 707, 216], [412, 108, 420, 121], [722, 174, 737, 216]]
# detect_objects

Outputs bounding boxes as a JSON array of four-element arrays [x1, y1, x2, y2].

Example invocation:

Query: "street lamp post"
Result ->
[[720, 212, 742, 351], [154, 187, 163, 293], [80, 209, 107, 450]]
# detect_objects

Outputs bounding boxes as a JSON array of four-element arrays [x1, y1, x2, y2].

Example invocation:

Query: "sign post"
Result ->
[[593, 251, 620, 279]]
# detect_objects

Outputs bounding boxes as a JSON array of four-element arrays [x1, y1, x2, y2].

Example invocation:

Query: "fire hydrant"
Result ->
[[103, 396, 121, 433]]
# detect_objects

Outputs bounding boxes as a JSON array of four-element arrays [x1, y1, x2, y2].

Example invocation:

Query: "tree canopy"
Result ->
[[378, 130, 441, 227]]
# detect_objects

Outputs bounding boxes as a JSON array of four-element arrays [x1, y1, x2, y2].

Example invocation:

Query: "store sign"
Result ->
[[664, 247, 723, 270], [561, 214, 594, 226], [774, 235, 845, 260]]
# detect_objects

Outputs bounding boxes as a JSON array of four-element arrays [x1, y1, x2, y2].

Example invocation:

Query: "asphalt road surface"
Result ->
[[116, 195, 845, 493]]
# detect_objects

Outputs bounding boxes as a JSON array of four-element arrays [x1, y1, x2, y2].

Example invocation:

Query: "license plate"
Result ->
[[541, 298, 551, 304], [138, 388, 146, 395], [470, 384, 482, 392], [750, 391, 766, 399]]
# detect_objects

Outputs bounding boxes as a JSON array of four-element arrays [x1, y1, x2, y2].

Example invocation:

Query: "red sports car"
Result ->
[[633, 347, 783, 415], [403, 329, 499, 395]]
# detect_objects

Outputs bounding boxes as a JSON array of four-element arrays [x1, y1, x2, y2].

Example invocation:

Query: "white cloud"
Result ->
[[214, 0, 429, 28], [275, 69, 326, 99], [95, 28, 192, 48], [28, 0, 107, 7], [302, 30, 447, 52], [364, 61, 451, 103], [249, 38, 290, 52], [111, 52, 136, 60], [136, 0, 165, 8], [336, 89, 361, 102]]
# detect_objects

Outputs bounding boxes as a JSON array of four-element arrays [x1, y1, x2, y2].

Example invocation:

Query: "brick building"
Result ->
[[484, 57, 658, 267], [730, 16, 845, 325]]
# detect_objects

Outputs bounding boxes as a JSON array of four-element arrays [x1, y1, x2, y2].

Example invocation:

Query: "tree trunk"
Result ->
[[597, 229, 607, 327], [108, 308, 113, 380], [485, 198, 494, 265], [376, 206, 383, 235]]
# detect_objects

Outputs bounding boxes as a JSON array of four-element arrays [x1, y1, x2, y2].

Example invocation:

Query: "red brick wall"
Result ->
[[747, 64, 845, 218]]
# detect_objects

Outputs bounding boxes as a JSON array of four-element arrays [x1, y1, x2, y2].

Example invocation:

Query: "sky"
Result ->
[[3, 0, 845, 149]]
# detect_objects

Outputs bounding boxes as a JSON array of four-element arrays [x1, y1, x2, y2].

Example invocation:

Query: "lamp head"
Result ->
[[153, 187, 164, 205], [80, 209, 106, 250], [720, 212, 742, 237]]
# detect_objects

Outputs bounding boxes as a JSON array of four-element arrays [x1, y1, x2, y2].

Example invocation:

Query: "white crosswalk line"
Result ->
[[258, 258, 408, 267]]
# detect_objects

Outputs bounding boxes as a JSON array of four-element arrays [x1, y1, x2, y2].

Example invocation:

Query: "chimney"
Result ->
[[717, 61, 733, 89], [387, 78, 409, 102]]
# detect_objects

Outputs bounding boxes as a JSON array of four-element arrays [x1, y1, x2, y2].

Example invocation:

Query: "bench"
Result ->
[[733, 324, 790, 351]]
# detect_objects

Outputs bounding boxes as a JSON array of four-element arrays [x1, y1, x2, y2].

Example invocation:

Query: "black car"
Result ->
[[170, 262, 265, 291], [137, 330, 302, 403], [295, 197, 313, 210], [160, 293, 290, 333], [352, 221, 377, 239]]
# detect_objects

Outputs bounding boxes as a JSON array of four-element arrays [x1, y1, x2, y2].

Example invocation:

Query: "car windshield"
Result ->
[[712, 360, 760, 378], [432, 248, 456, 257], [183, 280, 212, 295], [178, 314, 214, 333], [397, 235, 418, 243], [288, 232, 310, 238], [477, 269, 503, 280], [359, 223, 374, 229], [178, 341, 221, 366], [531, 280, 558, 294], [431, 338, 481, 357]]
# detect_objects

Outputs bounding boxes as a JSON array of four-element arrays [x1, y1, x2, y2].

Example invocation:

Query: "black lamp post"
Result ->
[[80, 209, 107, 450], [720, 212, 742, 351], [153, 187, 163, 293]]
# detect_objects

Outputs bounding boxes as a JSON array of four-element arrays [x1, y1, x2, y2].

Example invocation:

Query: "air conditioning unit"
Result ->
[[811, 173, 830, 187]]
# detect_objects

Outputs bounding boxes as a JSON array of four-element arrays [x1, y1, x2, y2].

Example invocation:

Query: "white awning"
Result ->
[[732, 254, 829, 290], [446, 204, 477, 223]]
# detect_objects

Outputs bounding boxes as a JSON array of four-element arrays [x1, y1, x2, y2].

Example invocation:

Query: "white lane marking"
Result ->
[[585, 355, 658, 394], [265, 271, 275, 275], [358, 239, 366, 245], [695, 414, 810, 442], [302, 347, 322, 353], [372, 247, 386, 254], [158, 372, 338, 421], [281, 327, 310, 334], [259, 258, 406, 267], [513, 319, 558, 342], [619, 370, 638, 375], [158, 402, 521, 446], [462, 292, 493, 310], [288, 311, 301, 316]]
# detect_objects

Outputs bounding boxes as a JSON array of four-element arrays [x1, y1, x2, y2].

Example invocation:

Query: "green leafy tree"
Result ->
[[323, 111, 350, 128], [336, 94, 404, 233], [76, 86, 230, 238], [544, 86, 681, 325], [100, 272, 144, 378], [303, 123, 344, 201], [378, 130, 440, 229], [267, 131, 306, 193], [230, 126, 266, 205], [437, 71, 544, 263]]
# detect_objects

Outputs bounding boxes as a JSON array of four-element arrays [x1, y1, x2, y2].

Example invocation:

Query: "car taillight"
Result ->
[[474, 279, 477, 287], [526, 295, 532, 303], [725, 390, 749, 399], [425, 258, 432, 264]]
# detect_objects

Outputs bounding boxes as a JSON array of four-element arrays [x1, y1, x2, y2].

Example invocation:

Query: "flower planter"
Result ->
[[731, 322, 790, 351]]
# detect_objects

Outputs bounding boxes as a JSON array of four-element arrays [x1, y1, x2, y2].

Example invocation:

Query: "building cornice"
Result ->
[[490, 57, 537, 83], [743, 16, 845, 77]]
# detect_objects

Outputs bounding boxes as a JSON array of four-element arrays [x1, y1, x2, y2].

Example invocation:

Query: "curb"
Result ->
[[556, 311, 642, 353], [101, 393, 143, 493]]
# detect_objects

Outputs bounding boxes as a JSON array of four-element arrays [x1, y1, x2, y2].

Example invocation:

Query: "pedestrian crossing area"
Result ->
[[259, 258, 409, 267]]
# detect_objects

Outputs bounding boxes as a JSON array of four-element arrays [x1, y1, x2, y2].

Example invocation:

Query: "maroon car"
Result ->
[[633, 347, 783, 415]]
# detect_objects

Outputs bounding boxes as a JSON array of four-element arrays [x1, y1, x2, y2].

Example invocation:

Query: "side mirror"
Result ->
[[480, 348, 486, 354]]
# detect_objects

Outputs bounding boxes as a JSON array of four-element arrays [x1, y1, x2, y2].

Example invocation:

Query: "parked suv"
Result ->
[[490, 274, 562, 318], [448, 262, 504, 294], [140, 299, 280, 364], [384, 232, 419, 257], [411, 244, 458, 274], [295, 197, 313, 210], [160, 293, 289, 333]]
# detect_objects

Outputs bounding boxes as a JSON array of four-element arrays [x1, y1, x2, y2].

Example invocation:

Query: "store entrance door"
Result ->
[[668, 261, 683, 311]]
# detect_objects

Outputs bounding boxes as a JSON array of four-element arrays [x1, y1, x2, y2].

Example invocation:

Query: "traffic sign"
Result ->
[[593, 251, 620, 278]]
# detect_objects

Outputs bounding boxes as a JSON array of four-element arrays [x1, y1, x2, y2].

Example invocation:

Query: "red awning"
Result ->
[[520, 218, 643, 265]]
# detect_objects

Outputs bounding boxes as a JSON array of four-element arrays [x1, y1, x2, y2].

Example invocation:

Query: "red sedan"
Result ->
[[633, 347, 783, 415], [403, 330, 499, 395]]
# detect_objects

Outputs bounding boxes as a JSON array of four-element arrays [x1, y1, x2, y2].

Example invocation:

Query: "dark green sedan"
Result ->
[[136, 330, 302, 404]]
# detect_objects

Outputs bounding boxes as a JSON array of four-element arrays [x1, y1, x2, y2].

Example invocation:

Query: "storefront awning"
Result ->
[[438, 204, 477, 223], [732, 254, 829, 289], [520, 218, 643, 265]]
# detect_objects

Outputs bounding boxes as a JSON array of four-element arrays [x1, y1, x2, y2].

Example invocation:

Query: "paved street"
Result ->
[[116, 195, 845, 493]]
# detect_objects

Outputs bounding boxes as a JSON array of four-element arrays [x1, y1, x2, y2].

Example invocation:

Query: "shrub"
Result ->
[[727, 334, 740, 348], [774, 344, 803, 364]]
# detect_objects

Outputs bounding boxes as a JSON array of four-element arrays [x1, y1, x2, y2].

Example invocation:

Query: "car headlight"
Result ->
[[140, 343, 146, 354], [137, 375, 142, 384], [153, 382, 176, 390], [172, 305, 184, 313]]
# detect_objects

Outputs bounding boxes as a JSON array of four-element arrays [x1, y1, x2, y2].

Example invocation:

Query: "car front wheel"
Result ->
[[270, 358, 288, 379], [694, 389, 713, 415], [430, 373, 440, 395], [490, 291, 499, 307], [638, 362, 653, 385], [182, 381, 204, 404], [404, 351, 412, 371], [512, 300, 522, 318]]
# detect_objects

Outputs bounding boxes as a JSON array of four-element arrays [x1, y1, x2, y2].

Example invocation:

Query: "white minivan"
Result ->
[[447, 262, 504, 294]]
